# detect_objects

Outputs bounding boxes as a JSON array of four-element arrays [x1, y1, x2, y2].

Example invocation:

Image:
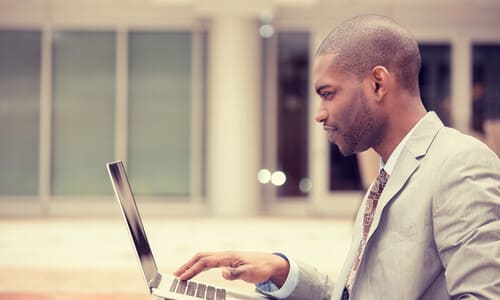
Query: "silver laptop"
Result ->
[[107, 160, 268, 300]]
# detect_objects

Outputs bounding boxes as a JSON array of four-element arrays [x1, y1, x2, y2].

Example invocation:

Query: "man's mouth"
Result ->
[[323, 125, 338, 141], [323, 125, 338, 132]]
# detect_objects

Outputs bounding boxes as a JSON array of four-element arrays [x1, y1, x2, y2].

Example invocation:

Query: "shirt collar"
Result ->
[[380, 112, 429, 175]]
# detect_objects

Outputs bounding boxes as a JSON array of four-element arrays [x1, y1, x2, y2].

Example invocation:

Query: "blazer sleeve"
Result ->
[[284, 260, 334, 300], [432, 145, 500, 299]]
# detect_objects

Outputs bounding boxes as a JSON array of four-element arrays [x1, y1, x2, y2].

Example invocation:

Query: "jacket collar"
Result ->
[[367, 112, 444, 244]]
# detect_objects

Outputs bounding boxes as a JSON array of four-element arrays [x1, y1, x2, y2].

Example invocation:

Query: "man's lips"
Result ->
[[323, 125, 338, 132], [323, 125, 338, 141]]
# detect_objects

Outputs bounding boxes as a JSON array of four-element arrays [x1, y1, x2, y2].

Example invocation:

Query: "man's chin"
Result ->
[[334, 143, 355, 157], [339, 149, 356, 157]]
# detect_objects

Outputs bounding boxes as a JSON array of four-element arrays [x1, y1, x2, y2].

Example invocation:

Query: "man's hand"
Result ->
[[173, 251, 290, 288]]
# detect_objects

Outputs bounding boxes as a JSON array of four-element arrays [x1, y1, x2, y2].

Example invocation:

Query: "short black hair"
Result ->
[[316, 15, 421, 95]]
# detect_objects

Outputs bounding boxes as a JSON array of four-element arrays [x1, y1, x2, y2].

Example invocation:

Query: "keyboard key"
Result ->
[[186, 282, 197, 296], [206, 286, 216, 300], [169, 278, 178, 292], [216, 288, 226, 300], [196, 284, 206, 298], [176, 280, 188, 294]]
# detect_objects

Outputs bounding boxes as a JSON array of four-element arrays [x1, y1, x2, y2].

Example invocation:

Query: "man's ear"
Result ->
[[370, 66, 390, 101]]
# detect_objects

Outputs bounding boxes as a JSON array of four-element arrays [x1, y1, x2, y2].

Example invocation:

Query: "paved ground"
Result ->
[[0, 217, 352, 295]]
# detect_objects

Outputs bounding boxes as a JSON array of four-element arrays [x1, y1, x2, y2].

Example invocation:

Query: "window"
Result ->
[[127, 31, 192, 196], [418, 44, 451, 126], [276, 32, 310, 197], [265, 31, 364, 195], [51, 31, 116, 195], [0, 30, 41, 195], [329, 145, 362, 191], [472, 44, 500, 157]]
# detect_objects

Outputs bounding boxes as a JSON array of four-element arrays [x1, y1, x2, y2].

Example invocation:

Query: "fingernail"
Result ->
[[229, 268, 243, 279], [222, 270, 231, 280]]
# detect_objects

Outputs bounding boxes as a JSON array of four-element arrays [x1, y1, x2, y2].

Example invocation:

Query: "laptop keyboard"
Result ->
[[170, 278, 226, 300]]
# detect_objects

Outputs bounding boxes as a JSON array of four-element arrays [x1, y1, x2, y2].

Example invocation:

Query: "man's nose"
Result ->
[[315, 108, 327, 124]]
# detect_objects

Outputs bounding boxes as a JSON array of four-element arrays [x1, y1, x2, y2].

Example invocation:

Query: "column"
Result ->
[[206, 17, 262, 216], [451, 36, 472, 133]]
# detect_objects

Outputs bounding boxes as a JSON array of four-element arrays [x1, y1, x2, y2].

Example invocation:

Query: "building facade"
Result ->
[[0, 0, 499, 217]]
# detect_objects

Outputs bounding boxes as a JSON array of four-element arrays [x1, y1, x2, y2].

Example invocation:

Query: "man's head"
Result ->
[[316, 14, 421, 95], [314, 15, 422, 156]]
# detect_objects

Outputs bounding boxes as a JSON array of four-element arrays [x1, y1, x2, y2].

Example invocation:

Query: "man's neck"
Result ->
[[375, 102, 427, 162]]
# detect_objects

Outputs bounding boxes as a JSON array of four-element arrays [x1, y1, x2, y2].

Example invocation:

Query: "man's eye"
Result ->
[[321, 92, 334, 99]]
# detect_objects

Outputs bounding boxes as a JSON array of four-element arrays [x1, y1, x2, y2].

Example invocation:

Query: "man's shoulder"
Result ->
[[434, 126, 494, 154], [428, 126, 498, 168]]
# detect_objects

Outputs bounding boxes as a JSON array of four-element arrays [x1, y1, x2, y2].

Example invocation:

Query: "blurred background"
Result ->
[[0, 0, 499, 297]]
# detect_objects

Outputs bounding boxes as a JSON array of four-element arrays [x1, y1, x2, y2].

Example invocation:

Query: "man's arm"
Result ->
[[174, 251, 334, 300], [174, 251, 290, 286], [432, 147, 500, 298], [284, 261, 334, 300]]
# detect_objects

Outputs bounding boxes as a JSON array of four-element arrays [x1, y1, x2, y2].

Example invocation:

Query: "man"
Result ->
[[175, 15, 500, 299]]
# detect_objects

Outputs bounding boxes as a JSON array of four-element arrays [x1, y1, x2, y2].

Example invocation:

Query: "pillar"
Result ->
[[206, 16, 261, 216]]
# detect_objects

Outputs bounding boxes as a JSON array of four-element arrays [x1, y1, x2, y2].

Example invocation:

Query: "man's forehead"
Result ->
[[313, 53, 337, 70], [314, 52, 350, 77], [313, 53, 353, 84]]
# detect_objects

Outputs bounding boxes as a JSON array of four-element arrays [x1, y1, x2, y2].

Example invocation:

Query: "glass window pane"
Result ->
[[329, 144, 362, 191], [128, 31, 191, 196], [0, 30, 41, 195], [418, 44, 451, 126], [276, 32, 310, 197], [51, 31, 116, 196], [472, 44, 500, 157]]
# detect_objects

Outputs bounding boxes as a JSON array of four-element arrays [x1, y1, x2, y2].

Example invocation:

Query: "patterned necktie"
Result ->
[[345, 168, 389, 294]]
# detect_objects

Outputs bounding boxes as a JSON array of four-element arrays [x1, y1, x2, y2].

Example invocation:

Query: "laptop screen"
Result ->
[[107, 161, 158, 288]]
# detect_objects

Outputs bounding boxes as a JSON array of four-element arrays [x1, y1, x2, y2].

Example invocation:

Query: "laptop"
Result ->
[[107, 160, 269, 300]]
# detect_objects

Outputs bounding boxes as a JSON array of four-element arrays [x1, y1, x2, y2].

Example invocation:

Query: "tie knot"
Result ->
[[379, 168, 388, 180]]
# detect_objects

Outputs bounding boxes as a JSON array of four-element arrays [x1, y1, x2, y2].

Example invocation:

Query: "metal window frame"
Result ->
[[0, 23, 208, 217]]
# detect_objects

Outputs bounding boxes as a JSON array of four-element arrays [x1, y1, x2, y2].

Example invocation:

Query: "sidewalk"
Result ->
[[0, 217, 352, 294]]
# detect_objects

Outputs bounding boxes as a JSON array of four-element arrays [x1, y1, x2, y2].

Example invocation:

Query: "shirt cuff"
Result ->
[[255, 254, 299, 299]]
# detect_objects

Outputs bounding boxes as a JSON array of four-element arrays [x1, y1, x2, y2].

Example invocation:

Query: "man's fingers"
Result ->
[[176, 261, 208, 280], [174, 252, 210, 278], [174, 251, 281, 284], [174, 252, 235, 280]]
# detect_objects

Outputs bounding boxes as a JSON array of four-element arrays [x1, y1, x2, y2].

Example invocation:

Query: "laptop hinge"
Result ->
[[150, 272, 162, 290]]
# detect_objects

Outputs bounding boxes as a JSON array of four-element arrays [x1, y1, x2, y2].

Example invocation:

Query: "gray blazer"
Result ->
[[288, 112, 500, 300]]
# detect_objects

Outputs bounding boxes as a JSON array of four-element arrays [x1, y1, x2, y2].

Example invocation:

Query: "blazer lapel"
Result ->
[[333, 201, 367, 299], [367, 149, 418, 240], [366, 112, 444, 243]]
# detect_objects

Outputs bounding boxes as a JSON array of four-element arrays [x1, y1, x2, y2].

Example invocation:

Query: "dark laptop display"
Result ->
[[107, 161, 158, 289]]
